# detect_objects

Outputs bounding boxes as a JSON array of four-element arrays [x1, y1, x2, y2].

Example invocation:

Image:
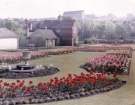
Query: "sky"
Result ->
[[0, 0, 135, 18]]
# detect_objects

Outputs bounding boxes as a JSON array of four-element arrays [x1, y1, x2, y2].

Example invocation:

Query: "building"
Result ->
[[29, 29, 59, 48], [63, 10, 84, 21], [0, 28, 18, 50], [29, 18, 79, 46], [63, 11, 84, 42]]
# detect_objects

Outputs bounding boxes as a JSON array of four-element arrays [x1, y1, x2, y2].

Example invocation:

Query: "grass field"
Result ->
[[29, 51, 104, 84], [29, 51, 135, 105], [1, 51, 104, 84], [2, 50, 135, 105]]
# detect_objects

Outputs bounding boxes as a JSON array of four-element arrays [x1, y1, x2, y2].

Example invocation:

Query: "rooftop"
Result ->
[[0, 28, 18, 38]]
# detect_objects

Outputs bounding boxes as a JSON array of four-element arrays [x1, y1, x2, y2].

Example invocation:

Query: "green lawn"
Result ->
[[2, 51, 105, 85]]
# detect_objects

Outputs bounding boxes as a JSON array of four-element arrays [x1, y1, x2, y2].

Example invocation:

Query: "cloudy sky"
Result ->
[[0, 0, 135, 18]]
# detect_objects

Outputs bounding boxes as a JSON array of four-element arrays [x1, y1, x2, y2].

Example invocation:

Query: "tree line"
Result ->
[[0, 17, 135, 43], [78, 17, 135, 43]]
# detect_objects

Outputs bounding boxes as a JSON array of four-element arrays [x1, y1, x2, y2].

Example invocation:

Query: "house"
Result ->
[[29, 18, 79, 46], [51, 19, 78, 46], [29, 29, 59, 48], [0, 28, 18, 50]]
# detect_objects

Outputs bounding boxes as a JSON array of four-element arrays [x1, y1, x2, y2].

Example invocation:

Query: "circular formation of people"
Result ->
[[0, 45, 132, 105]]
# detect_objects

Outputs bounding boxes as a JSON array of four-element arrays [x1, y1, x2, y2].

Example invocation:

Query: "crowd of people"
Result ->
[[0, 72, 126, 104], [81, 52, 131, 75]]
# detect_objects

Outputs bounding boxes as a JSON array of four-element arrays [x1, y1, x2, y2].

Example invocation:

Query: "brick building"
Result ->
[[29, 18, 79, 46]]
